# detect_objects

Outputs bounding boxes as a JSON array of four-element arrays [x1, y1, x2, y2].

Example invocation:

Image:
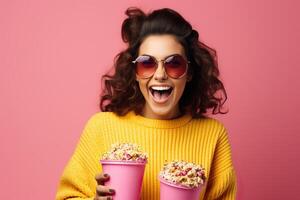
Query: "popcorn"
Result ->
[[101, 143, 148, 162], [159, 160, 206, 188]]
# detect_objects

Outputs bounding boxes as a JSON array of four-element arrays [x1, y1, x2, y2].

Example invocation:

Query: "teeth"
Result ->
[[151, 86, 171, 91]]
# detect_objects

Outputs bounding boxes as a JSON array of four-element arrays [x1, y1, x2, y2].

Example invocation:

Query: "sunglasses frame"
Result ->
[[132, 54, 190, 79]]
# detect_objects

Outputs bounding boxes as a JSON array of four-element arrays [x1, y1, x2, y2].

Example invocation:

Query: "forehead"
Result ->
[[138, 34, 185, 59]]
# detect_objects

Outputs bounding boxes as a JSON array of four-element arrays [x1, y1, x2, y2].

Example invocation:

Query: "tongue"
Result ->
[[153, 91, 170, 102]]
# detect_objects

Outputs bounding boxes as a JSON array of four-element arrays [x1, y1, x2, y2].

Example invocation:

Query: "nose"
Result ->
[[153, 61, 168, 81]]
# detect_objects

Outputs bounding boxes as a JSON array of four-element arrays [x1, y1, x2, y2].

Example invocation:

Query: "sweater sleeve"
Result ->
[[55, 114, 101, 200], [203, 123, 237, 200]]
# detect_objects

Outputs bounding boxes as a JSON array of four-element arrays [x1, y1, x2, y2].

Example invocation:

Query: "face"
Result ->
[[135, 34, 189, 119]]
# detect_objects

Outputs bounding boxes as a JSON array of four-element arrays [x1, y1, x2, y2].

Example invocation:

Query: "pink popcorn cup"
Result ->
[[159, 177, 204, 200], [100, 160, 147, 200]]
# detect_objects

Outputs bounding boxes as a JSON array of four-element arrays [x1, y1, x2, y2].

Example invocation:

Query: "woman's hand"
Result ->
[[94, 173, 116, 200]]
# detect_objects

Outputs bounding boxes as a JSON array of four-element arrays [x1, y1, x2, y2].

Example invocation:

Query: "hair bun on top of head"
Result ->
[[121, 7, 146, 45]]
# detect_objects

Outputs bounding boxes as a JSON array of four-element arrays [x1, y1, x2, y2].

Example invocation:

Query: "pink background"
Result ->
[[1, 0, 299, 199]]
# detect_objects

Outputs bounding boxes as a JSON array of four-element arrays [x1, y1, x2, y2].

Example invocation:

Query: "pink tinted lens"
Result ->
[[164, 55, 187, 78], [135, 55, 157, 78]]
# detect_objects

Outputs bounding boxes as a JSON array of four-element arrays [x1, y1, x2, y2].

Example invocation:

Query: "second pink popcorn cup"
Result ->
[[100, 160, 147, 200], [159, 177, 204, 200]]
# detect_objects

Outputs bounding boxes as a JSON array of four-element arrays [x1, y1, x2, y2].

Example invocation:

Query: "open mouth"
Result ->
[[149, 86, 173, 103]]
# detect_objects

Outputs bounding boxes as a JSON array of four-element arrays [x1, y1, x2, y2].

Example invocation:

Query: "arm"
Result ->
[[55, 115, 101, 200], [204, 125, 237, 200]]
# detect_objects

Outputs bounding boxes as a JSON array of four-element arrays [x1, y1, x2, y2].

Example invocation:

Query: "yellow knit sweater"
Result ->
[[56, 111, 237, 200]]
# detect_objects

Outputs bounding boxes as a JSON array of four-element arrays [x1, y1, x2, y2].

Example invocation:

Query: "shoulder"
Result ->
[[190, 116, 228, 138], [191, 116, 226, 130], [80, 111, 120, 131], [79, 112, 120, 139], [86, 111, 119, 123]]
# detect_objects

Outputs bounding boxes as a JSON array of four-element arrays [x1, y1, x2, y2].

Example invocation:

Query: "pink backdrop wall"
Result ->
[[1, 0, 299, 199]]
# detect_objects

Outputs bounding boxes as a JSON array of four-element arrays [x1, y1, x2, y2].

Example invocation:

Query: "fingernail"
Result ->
[[104, 173, 109, 178], [109, 189, 115, 194]]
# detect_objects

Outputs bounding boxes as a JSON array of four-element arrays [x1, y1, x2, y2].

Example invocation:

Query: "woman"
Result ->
[[56, 7, 237, 200]]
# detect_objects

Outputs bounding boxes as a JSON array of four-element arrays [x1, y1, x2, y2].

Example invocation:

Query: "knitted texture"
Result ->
[[56, 111, 237, 200]]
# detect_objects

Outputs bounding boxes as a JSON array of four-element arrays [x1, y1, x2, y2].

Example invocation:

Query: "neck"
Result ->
[[141, 106, 182, 120]]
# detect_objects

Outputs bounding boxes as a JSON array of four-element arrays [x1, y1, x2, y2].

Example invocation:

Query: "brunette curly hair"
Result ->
[[100, 7, 228, 118]]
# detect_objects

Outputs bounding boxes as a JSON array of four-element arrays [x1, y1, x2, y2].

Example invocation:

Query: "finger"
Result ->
[[96, 185, 116, 196], [95, 173, 110, 185]]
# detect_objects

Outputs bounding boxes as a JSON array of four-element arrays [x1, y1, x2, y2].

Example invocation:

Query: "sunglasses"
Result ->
[[132, 54, 190, 79]]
